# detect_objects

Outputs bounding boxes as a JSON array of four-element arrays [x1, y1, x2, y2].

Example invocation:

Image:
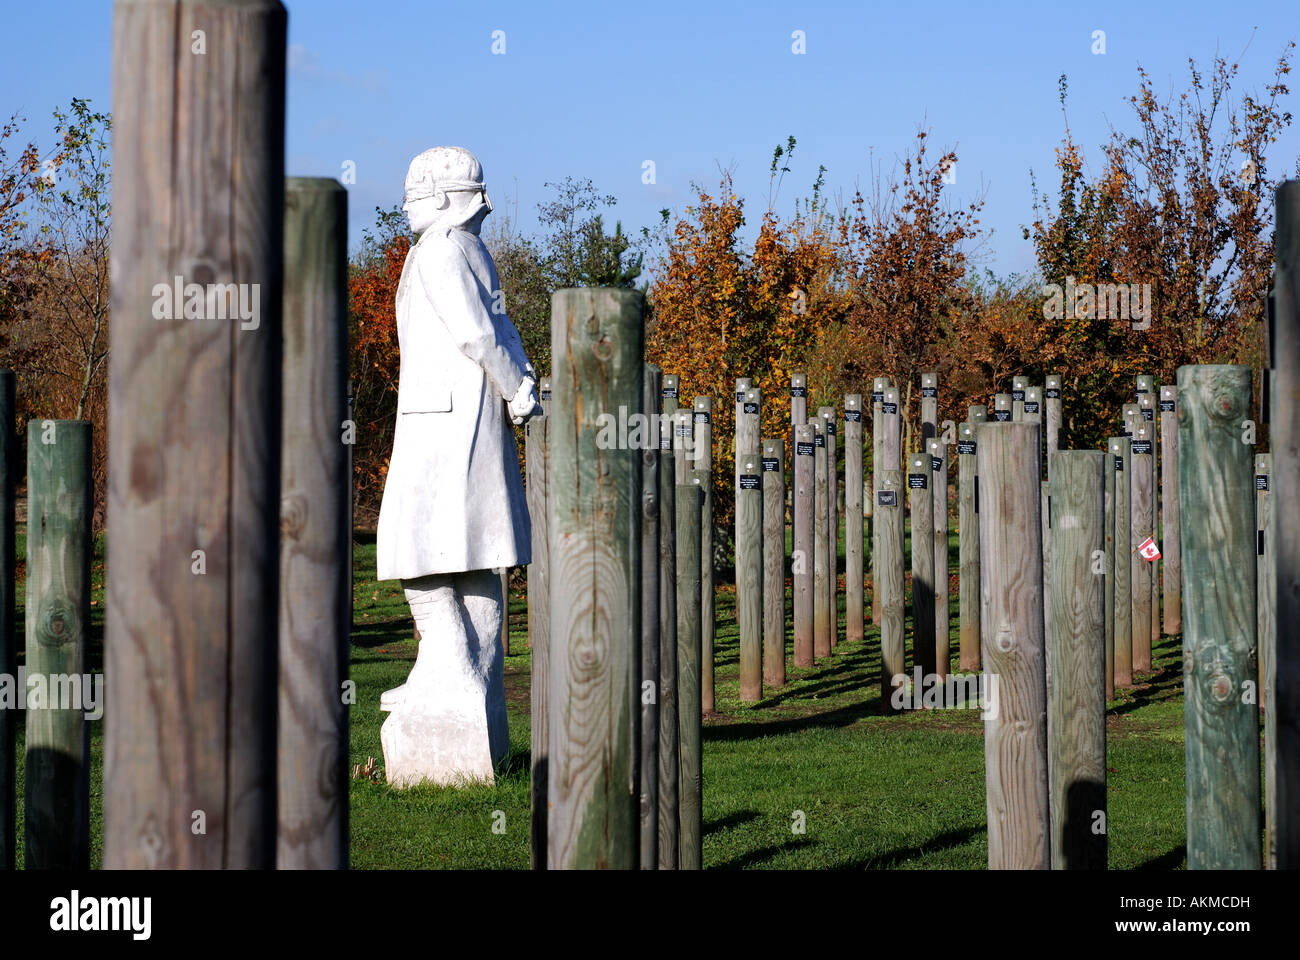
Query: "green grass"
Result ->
[[8, 521, 1206, 869]]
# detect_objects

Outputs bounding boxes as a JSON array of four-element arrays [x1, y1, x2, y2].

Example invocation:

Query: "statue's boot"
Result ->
[[380, 572, 508, 786]]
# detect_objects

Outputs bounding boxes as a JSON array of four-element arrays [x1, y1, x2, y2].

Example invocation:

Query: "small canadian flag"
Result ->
[[1138, 537, 1161, 561]]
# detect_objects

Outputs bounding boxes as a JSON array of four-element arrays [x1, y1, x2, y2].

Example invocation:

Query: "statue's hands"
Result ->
[[509, 377, 543, 426]]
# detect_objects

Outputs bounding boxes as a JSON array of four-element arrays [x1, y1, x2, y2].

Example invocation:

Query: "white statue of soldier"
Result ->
[[375, 146, 541, 786]]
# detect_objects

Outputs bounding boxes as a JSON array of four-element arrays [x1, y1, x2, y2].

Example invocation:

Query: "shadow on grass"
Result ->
[[1109, 636, 1184, 717], [1135, 845, 1186, 870], [704, 696, 885, 742], [704, 810, 761, 835], [712, 837, 817, 869], [840, 825, 985, 869]]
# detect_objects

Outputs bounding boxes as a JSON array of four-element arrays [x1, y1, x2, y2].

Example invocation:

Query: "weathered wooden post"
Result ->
[[1274, 180, 1300, 868], [871, 376, 890, 626], [1047, 451, 1106, 869], [1025, 387, 1047, 647], [958, 417, 980, 672], [1130, 423, 1154, 675], [978, 421, 1048, 869], [845, 395, 864, 646], [1258, 452, 1276, 867], [1110, 437, 1133, 688], [0, 371, 12, 872], [791, 373, 807, 429], [278, 178, 348, 870], [1012, 376, 1028, 422], [1104, 440, 1116, 701], [993, 393, 1012, 423], [657, 411, 678, 869], [793, 424, 815, 668], [1045, 375, 1062, 476], [663, 374, 681, 485], [813, 418, 830, 658], [106, 0, 286, 869], [1178, 364, 1260, 869], [547, 288, 642, 870], [693, 397, 714, 713], [909, 452, 935, 678], [930, 438, 950, 678], [25, 420, 92, 870], [1160, 385, 1182, 635], [527, 397, 551, 869], [762, 439, 786, 687], [878, 469, 905, 711], [1122, 402, 1140, 441], [638, 365, 661, 870], [737, 452, 763, 701], [677, 476, 704, 870], [819, 406, 839, 647], [921, 372, 938, 441], [1139, 389, 1160, 649], [734, 377, 754, 494]]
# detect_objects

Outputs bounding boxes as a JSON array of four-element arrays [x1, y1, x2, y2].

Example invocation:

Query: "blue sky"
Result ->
[[5, 0, 1298, 277]]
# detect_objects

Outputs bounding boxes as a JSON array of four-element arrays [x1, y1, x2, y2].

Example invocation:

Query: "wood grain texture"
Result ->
[[845, 395, 864, 646], [0, 371, 12, 871], [993, 393, 1012, 424], [25, 421, 92, 870], [676, 479, 703, 869], [733, 377, 753, 501], [638, 365, 661, 870], [1104, 443, 1115, 702], [278, 178, 348, 870], [882, 387, 901, 472], [106, 0, 285, 869], [1139, 390, 1160, 650], [762, 439, 786, 687], [872, 377, 889, 625], [909, 453, 935, 677], [791, 373, 807, 430], [737, 452, 763, 701], [657, 410, 678, 869], [1047, 451, 1106, 870], [1274, 180, 1300, 869], [1012, 377, 1028, 423], [1160, 385, 1182, 634], [1045, 375, 1062, 479], [878, 470, 905, 712], [1110, 438, 1133, 688], [526, 411, 551, 869], [1130, 423, 1154, 674], [1177, 364, 1260, 870], [958, 418, 980, 672], [1258, 452, 1276, 868], [693, 397, 714, 713], [813, 420, 830, 659], [977, 422, 1048, 869], [930, 440, 949, 678], [547, 288, 643, 870], [820, 407, 839, 647], [793, 424, 815, 668]]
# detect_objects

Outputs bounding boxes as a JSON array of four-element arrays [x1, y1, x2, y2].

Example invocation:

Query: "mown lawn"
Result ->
[[9, 522, 1203, 869]]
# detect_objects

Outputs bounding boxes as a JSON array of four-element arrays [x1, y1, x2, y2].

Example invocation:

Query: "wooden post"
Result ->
[[0, 371, 12, 872], [882, 387, 901, 470], [1047, 451, 1107, 870], [762, 439, 786, 687], [958, 418, 980, 672], [930, 438, 949, 678], [909, 452, 935, 678], [878, 469, 905, 711], [677, 477, 703, 870], [921, 372, 938, 441], [819, 406, 839, 648], [1024, 385, 1043, 477], [993, 393, 1012, 423], [278, 178, 348, 870], [639, 365, 661, 870], [106, 0, 286, 868], [1012, 376, 1028, 422], [1130, 423, 1154, 675], [539, 377, 552, 415], [1025, 387, 1047, 646], [1177, 364, 1260, 869], [664, 375, 683, 486], [737, 452, 763, 701], [793, 424, 815, 668], [1045, 375, 1062, 477], [734, 377, 753, 495], [813, 418, 830, 659], [1258, 452, 1276, 868], [871, 376, 889, 626], [978, 422, 1048, 869], [662, 374, 679, 419], [1104, 441, 1116, 702], [791, 373, 807, 429], [1139, 390, 1159, 650], [526, 407, 551, 869], [1275, 180, 1300, 868], [657, 411, 678, 869], [1160, 385, 1182, 635], [547, 288, 642, 870], [692, 397, 714, 714], [1110, 437, 1133, 688], [25, 420, 92, 870], [845, 395, 864, 646], [1122, 402, 1139, 440]]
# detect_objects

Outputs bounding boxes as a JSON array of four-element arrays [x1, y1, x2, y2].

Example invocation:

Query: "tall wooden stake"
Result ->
[[677, 477, 704, 870], [527, 405, 551, 869], [693, 397, 714, 714], [737, 452, 763, 701], [813, 418, 830, 658], [930, 438, 949, 678], [1110, 437, 1133, 689], [1130, 423, 1154, 674], [1258, 452, 1276, 868], [871, 376, 889, 626], [638, 365, 661, 870], [878, 469, 905, 711], [1160, 385, 1182, 635], [845, 395, 864, 646], [762, 439, 786, 687], [958, 417, 980, 672], [909, 452, 935, 678], [658, 411, 678, 869], [793, 424, 815, 668], [1045, 374, 1062, 476]]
